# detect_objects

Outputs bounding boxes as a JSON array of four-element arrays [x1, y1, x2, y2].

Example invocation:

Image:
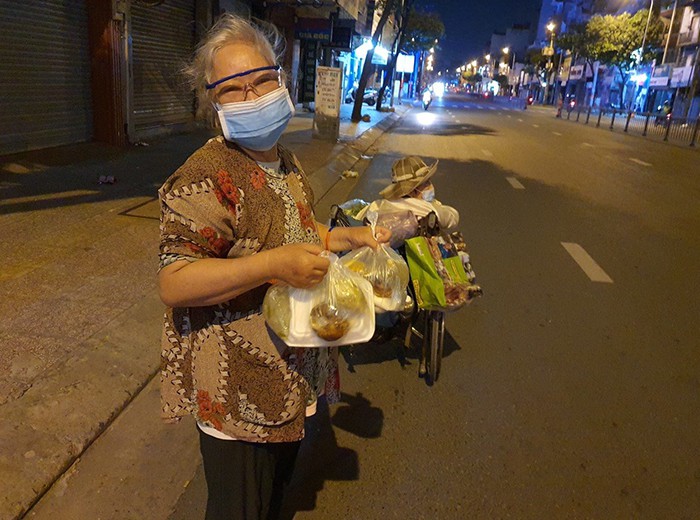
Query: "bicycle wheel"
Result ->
[[427, 311, 445, 382]]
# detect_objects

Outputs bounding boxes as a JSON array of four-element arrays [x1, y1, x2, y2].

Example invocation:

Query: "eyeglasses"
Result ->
[[206, 65, 282, 103]]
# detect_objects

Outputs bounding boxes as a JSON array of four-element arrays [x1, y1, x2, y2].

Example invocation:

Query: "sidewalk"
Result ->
[[0, 100, 410, 520]]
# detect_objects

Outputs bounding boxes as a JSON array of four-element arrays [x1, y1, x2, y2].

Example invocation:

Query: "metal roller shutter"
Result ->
[[0, 1, 92, 155], [130, 0, 196, 139]]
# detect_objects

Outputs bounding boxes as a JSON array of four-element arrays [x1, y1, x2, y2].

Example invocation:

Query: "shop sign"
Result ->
[[396, 53, 415, 73], [295, 18, 331, 42], [650, 64, 671, 87], [313, 66, 342, 140], [569, 65, 584, 80], [670, 65, 693, 88]]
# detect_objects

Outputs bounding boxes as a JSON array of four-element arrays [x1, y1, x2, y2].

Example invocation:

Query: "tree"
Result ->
[[376, 0, 414, 110], [402, 8, 444, 94], [584, 10, 663, 108], [351, 0, 398, 122], [462, 72, 482, 85]]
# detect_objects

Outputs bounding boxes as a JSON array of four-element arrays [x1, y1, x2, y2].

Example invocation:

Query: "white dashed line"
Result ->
[[582, 142, 594, 147], [629, 158, 652, 167], [455, 120, 461, 123], [532, 124, 540, 128], [561, 243, 613, 283], [552, 131, 563, 136], [506, 177, 525, 189], [481, 149, 494, 158], [517, 118, 524, 122], [507, 115, 512, 118]]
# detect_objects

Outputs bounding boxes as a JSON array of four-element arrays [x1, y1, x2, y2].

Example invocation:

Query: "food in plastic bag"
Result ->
[[341, 245, 409, 312], [310, 303, 350, 341], [264, 252, 375, 346], [262, 284, 291, 339], [338, 198, 370, 221]]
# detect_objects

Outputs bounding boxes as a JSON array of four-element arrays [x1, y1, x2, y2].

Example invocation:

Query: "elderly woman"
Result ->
[[157, 13, 388, 520]]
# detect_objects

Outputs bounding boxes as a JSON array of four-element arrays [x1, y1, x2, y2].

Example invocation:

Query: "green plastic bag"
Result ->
[[405, 235, 470, 311]]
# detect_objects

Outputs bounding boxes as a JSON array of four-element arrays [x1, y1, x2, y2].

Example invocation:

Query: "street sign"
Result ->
[[542, 46, 554, 57], [313, 66, 342, 141]]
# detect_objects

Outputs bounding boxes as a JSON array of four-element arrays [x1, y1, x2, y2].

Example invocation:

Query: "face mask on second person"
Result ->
[[417, 183, 435, 202]]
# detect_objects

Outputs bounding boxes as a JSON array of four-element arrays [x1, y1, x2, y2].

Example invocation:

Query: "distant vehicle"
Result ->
[[345, 87, 378, 106], [422, 89, 432, 110]]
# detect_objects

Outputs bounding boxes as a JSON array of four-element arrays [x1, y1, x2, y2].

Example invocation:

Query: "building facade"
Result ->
[[0, 0, 394, 156]]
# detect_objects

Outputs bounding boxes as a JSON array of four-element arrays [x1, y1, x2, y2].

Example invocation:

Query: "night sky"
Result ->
[[431, 0, 543, 69]]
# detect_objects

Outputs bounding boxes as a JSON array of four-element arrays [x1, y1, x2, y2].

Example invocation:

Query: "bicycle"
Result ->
[[329, 204, 447, 384]]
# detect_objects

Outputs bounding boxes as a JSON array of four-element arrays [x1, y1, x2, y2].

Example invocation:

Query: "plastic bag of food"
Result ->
[[338, 198, 370, 221], [262, 284, 291, 339], [264, 252, 375, 347], [341, 245, 409, 312], [405, 231, 481, 311]]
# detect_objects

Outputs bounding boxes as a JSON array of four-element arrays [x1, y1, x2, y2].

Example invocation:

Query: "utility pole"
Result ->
[[662, 0, 679, 64], [543, 22, 556, 104], [641, 0, 654, 58]]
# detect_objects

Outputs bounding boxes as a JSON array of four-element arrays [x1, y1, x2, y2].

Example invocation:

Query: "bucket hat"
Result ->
[[379, 156, 439, 199]]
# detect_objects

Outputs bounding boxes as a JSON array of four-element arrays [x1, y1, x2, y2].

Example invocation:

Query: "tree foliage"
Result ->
[[402, 9, 445, 53]]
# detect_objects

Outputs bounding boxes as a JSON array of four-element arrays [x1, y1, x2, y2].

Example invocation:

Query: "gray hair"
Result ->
[[184, 13, 286, 121]]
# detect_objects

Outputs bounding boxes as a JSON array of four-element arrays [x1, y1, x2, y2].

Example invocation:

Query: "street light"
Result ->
[[502, 47, 516, 95], [544, 22, 556, 104]]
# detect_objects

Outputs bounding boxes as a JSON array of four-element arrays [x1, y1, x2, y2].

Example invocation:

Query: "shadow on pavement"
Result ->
[[0, 130, 215, 215], [280, 395, 369, 519], [339, 327, 461, 375], [392, 121, 497, 137]]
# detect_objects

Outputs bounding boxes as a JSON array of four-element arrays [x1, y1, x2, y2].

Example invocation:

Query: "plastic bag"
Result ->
[[341, 244, 409, 312], [406, 233, 471, 311], [262, 284, 291, 339], [338, 198, 370, 222], [263, 252, 375, 347], [375, 209, 419, 248]]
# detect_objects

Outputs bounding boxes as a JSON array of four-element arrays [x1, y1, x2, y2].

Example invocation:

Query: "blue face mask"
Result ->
[[214, 87, 295, 151]]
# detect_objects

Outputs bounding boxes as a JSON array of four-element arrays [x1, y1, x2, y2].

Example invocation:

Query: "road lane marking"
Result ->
[[561, 243, 613, 283], [455, 119, 461, 123], [532, 124, 540, 128], [582, 142, 594, 147], [552, 131, 562, 136], [507, 115, 512, 118], [506, 177, 525, 189], [629, 157, 652, 167], [481, 149, 494, 157], [517, 118, 524, 122]]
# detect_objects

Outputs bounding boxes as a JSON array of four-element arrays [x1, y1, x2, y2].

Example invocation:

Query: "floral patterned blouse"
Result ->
[[158, 137, 339, 443]]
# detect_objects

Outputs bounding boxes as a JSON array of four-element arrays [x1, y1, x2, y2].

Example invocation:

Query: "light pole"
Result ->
[[502, 47, 516, 94], [543, 22, 556, 104]]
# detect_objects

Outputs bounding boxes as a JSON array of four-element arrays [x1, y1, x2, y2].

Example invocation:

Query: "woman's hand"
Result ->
[[324, 224, 392, 252], [266, 243, 330, 288]]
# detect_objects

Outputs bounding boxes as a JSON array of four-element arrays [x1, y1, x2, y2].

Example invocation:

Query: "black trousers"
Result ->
[[198, 427, 301, 520]]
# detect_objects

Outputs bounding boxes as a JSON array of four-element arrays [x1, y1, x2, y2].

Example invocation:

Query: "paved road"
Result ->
[[18, 94, 698, 519], [274, 94, 700, 519]]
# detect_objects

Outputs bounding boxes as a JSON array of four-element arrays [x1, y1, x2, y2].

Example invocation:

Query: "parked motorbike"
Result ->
[[567, 97, 577, 113], [422, 90, 432, 110], [345, 87, 377, 106]]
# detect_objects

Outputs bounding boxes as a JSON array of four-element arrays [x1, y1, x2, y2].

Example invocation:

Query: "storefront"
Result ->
[[128, 0, 197, 141], [0, 2, 93, 155]]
